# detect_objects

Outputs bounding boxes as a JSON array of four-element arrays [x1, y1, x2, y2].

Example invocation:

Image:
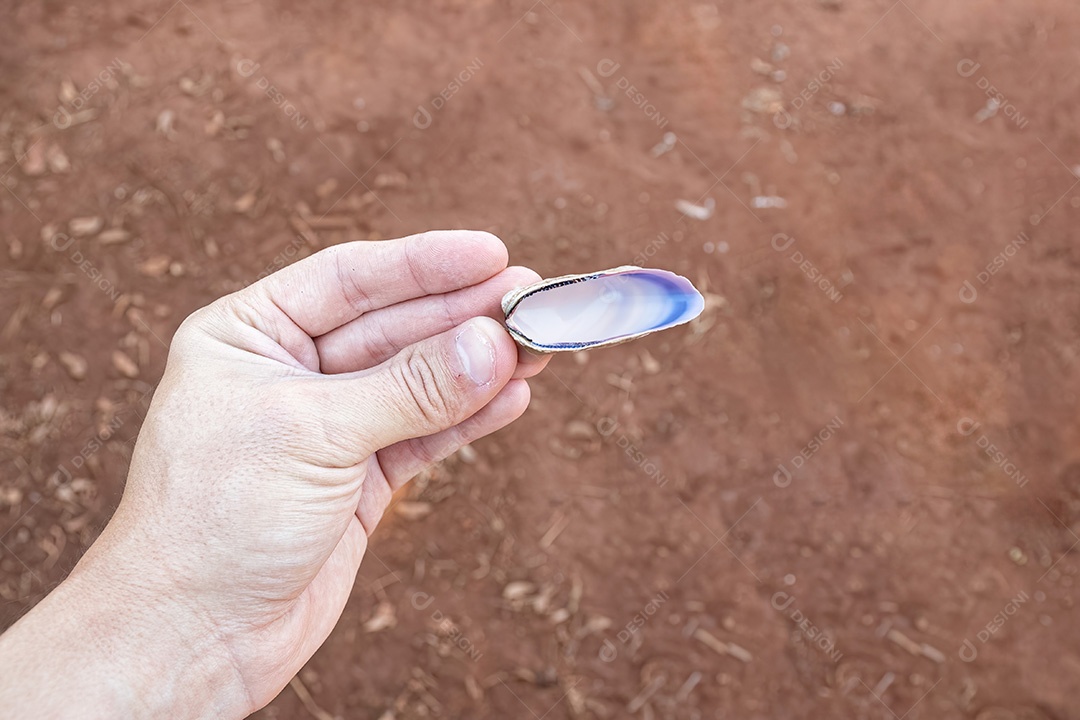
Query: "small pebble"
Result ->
[[58, 352, 87, 380], [458, 444, 479, 464]]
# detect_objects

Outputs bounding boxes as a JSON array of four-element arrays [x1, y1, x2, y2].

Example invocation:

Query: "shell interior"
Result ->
[[502, 266, 705, 352]]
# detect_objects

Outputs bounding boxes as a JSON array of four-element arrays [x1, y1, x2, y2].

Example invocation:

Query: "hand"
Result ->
[[0, 230, 550, 718]]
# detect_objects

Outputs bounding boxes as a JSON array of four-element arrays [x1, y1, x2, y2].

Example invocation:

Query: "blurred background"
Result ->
[[2, 1, 1079, 717]]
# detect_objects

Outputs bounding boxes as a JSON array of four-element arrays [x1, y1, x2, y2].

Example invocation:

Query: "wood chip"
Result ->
[[58, 352, 87, 380], [69, 216, 103, 237], [675, 671, 702, 702], [886, 628, 923, 656], [234, 191, 257, 213], [19, 139, 47, 176], [315, 178, 339, 198], [111, 350, 139, 378], [564, 420, 595, 440], [138, 255, 172, 277], [742, 87, 783, 115], [395, 501, 433, 521], [693, 628, 752, 662], [568, 575, 583, 614], [640, 350, 661, 374], [458, 444, 478, 464], [156, 109, 176, 138], [464, 675, 483, 702], [502, 581, 535, 601], [41, 287, 64, 310], [46, 144, 70, 173], [628, 674, 666, 713], [374, 172, 408, 189], [288, 676, 335, 720], [40, 223, 59, 244], [61, 79, 79, 103], [751, 58, 776, 76], [725, 641, 753, 663], [205, 111, 225, 137], [549, 608, 570, 624], [267, 137, 285, 162], [98, 228, 131, 245], [539, 511, 570, 549], [920, 642, 946, 663], [2, 303, 28, 341], [363, 601, 397, 633]]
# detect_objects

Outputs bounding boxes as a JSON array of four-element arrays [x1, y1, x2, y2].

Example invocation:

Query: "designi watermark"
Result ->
[[596, 59, 669, 129], [957, 60, 1029, 130], [773, 58, 844, 129], [958, 590, 1029, 662], [413, 58, 485, 129], [597, 417, 668, 487], [631, 232, 669, 267], [772, 591, 843, 662], [236, 59, 309, 130], [774, 415, 844, 487], [47, 232, 122, 303], [958, 231, 1029, 304], [599, 590, 669, 662], [410, 591, 483, 661], [771, 233, 844, 303], [957, 418, 1028, 488], [53, 414, 125, 484], [52, 58, 127, 129]]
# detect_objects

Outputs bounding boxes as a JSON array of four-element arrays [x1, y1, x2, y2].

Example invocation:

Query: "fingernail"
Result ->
[[456, 320, 498, 386]]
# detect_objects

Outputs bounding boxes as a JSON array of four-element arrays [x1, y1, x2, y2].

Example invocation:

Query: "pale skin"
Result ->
[[0, 230, 551, 718]]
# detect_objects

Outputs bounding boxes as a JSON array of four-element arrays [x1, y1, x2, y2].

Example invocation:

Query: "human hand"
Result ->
[[0, 231, 549, 717]]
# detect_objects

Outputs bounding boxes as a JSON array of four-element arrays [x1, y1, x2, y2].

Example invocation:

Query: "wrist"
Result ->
[[0, 529, 252, 719]]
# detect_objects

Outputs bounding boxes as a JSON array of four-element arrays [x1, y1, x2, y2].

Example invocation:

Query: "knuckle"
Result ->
[[169, 305, 216, 358], [333, 245, 372, 312], [415, 425, 465, 468], [357, 473, 394, 535], [394, 348, 457, 427]]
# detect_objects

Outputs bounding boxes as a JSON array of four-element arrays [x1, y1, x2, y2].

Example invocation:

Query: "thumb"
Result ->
[[331, 316, 520, 455]]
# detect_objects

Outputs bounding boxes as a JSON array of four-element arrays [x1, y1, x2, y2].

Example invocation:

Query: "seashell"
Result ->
[[502, 266, 705, 352]]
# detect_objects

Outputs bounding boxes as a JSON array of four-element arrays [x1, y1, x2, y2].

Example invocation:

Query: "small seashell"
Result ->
[[502, 266, 704, 353]]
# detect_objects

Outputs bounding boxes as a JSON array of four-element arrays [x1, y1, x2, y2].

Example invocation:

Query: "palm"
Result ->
[[124, 232, 550, 710]]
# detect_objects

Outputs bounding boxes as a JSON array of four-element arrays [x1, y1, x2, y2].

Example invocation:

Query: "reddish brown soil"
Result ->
[[3, 1, 1080, 717]]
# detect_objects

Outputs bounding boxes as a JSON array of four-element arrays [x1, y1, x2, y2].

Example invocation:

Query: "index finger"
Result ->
[[249, 230, 509, 338]]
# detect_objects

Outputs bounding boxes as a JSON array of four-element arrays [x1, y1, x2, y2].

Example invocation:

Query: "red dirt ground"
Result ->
[[3, 1, 1080, 717]]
